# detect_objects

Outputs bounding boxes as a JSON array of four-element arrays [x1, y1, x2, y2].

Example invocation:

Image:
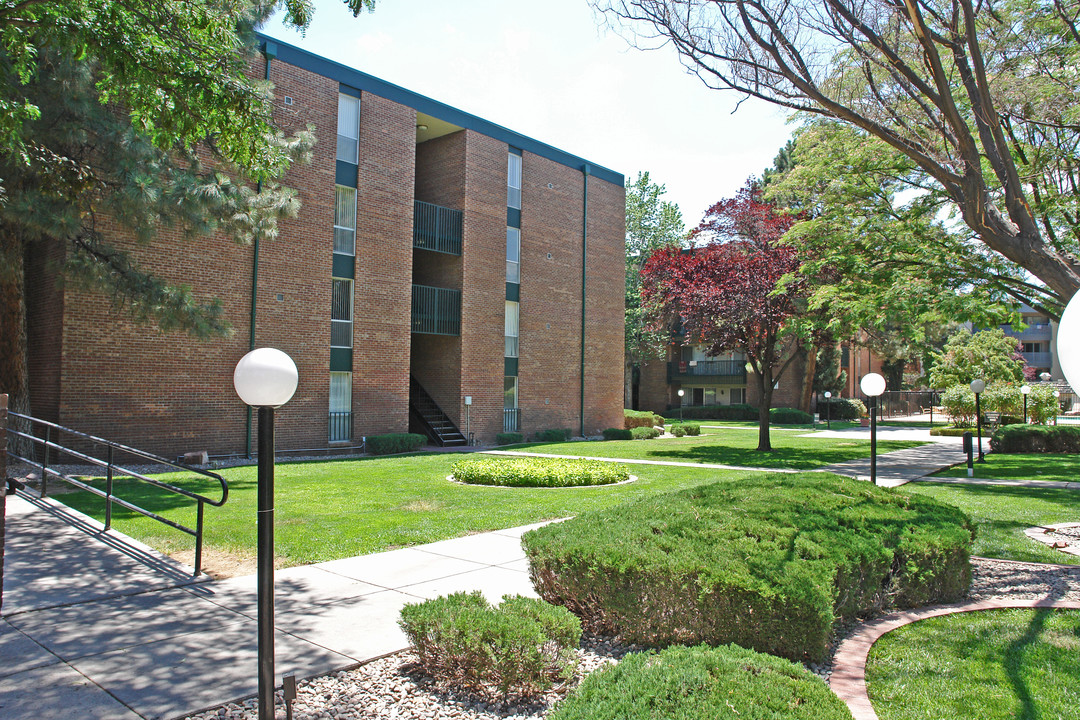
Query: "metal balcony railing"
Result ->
[[1022, 351, 1053, 368], [411, 284, 461, 336], [667, 360, 747, 383], [1001, 323, 1053, 342], [413, 200, 463, 255]]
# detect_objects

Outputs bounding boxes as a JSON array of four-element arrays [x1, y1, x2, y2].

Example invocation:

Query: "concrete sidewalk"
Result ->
[[817, 439, 968, 487], [0, 492, 542, 720]]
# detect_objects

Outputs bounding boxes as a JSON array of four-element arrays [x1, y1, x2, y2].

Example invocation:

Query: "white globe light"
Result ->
[[677, 389, 685, 397], [1021, 384, 1031, 395], [969, 379, 986, 394], [860, 372, 886, 397], [233, 348, 299, 408], [1058, 291, 1080, 393], [824, 391, 832, 399]]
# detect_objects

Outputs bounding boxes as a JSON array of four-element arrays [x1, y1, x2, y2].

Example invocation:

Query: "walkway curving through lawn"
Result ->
[[830, 593, 1080, 720]]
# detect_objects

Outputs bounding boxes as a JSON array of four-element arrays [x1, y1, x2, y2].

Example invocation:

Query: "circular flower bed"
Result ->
[[450, 457, 631, 488]]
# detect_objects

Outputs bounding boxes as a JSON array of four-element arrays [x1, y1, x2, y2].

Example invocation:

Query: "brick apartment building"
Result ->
[[26, 36, 625, 458]]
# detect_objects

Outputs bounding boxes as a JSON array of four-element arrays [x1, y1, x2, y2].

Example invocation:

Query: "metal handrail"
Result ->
[[7, 411, 229, 576]]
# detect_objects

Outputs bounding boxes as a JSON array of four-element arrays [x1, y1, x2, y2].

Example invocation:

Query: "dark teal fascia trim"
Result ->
[[505, 282, 519, 302], [335, 160, 358, 187], [256, 33, 623, 188], [330, 347, 353, 371], [509, 146, 523, 156], [504, 357, 519, 376], [332, 252, 355, 279], [339, 83, 362, 98], [507, 207, 521, 229]]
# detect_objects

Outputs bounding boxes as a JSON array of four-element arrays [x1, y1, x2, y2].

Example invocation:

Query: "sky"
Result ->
[[261, 0, 795, 227]]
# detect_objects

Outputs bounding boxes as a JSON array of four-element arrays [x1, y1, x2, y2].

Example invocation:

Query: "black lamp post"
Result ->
[[234, 348, 298, 720], [1021, 384, 1030, 424], [677, 388, 684, 422], [824, 391, 832, 429], [970, 379, 985, 462], [860, 373, 886, 486]]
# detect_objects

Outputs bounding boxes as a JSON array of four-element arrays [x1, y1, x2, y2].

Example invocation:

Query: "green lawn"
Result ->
[[58, 454, 756, 568], [866, 608, 1080, 720], [504, 429, 924, 470], [904, 482, 1080, 564], [932, 452, 1080, 483]]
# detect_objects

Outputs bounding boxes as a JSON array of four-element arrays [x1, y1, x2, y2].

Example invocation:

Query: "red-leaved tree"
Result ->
[[641, 181, 807, 451]]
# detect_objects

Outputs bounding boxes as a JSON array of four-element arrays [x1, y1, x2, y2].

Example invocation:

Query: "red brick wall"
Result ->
[[352, 92, 415, 438], [25, 239, 66, 423], [637, 352, 674, 414]]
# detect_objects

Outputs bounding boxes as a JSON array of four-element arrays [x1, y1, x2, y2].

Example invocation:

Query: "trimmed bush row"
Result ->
[[533, 428, 572, 442], [991, 424, 1080, 453], [663, 403, 828, 423], [450, 457, 629, 487], [929, 427, 977, 437], [624, 409, 664, 429], [669, 423, 701, 437], [630, 426, 661, 440], [366, 432, 426, 455], [548, 644, 853, 720], [602, 428, 632, 441], [399, 592, 580, 700], [770, 407, 814, 424], [523, 474, 973, 662], [495, 432, 524, 446], [820, 397, 866, 420]]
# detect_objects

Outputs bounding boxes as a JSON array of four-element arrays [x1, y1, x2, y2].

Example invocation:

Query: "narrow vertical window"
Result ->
[[504, 301, 519, 358], [503, 376, 519, 432], [337, 93, 360, 163], [507, 152, 522, 209], [329, 372, 352, 442], [334, 185, 356, 255], [331, 278, 353, 348], [506, 227, 520, 283]]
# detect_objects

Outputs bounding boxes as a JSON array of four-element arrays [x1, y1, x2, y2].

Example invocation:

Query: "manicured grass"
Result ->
[[866, 608, 1080, 720], [903, 482, 1080, 564], [508, 429, 925, 470], [57, 455, 753, 567], [933, 452, 1080, 483]]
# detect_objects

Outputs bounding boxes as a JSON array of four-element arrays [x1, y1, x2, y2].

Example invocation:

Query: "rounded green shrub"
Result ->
[[451, 457, 629, 487], [602, 428, 632, 441], [941, 385, 976, 426], [824, 398, 866, 420], [523, 474, 973, 662], [683, 422, 701, 436], [534, 428, 572, 442], [548, 644, 853, 720], [495, 432, 524, 446], [670, 424, 686, 437], [399, 592, 581, 700], [990, 424, 1080, 453], [630, 426, 661, 440], [770, 407, 814, 424]]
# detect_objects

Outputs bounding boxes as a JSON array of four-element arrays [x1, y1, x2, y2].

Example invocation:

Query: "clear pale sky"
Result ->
[[262, 0, 794, 227]]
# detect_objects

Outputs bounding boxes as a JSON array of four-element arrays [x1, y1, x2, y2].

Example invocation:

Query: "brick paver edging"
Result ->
[[830, 597, 1080, 720]]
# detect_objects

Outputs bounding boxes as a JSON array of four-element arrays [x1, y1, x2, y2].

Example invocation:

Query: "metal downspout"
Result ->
[[580, 165, 590, 437], [247, 42, 277, 457]]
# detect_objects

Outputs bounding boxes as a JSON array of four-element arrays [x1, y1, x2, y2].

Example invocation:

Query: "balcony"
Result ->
[[411, 284, 461, 336], [1001, 323, 1052, 343], [1022, 351, 1053, 369], [413, 200, 463, 255], [667, 360, 747, 384]]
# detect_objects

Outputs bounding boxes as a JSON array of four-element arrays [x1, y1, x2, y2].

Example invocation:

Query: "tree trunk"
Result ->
[[0, 236, 34, 458], [757, 370, 773, 452], [799, 346, 816, 414]]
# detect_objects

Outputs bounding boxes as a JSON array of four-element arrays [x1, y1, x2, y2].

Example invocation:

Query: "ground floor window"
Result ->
[[504, 376, 519, 431], [679, 386, 746, 406], [329, 372, 352, 442]]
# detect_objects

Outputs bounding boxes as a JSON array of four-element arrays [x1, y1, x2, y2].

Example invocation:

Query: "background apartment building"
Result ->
[[26, 36, 625, 458]]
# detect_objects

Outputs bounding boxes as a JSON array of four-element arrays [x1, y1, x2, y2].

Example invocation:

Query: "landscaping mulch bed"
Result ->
[[184, 557, 1080, 720]]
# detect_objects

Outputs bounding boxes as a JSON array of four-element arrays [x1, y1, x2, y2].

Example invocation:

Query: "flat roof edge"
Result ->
[[257, 33, 624, 188]]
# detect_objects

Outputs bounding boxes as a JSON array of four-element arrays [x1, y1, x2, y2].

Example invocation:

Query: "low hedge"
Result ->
[[624, 409, 663, 429], [399, 592, 580, 700], [451, 456, 629, 487], [495, 432, 524, 446], [824, 398, 867, 420], [630, 426, 661, 440], [770, 407, 814, 424], [669, 423, 701, 437], [533, 428, 572, 442], [990, 424, 1080, 453], [548, 644, 853, 720], [523, 474, 973, 662], [930, 427, 977, 437], [664, 403, 758, 421], [602, 428, 632, 441], [366, 432, 426, 455]]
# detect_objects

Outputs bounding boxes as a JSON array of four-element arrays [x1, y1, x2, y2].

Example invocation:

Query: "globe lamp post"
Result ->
[[677, 388, 685, 422], [824, 391, 832, 430], [233, 348, 298, 720], [970, 379, 985, 462], [1020, 384, 1031, 424], [860, 373, 886, 485]]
